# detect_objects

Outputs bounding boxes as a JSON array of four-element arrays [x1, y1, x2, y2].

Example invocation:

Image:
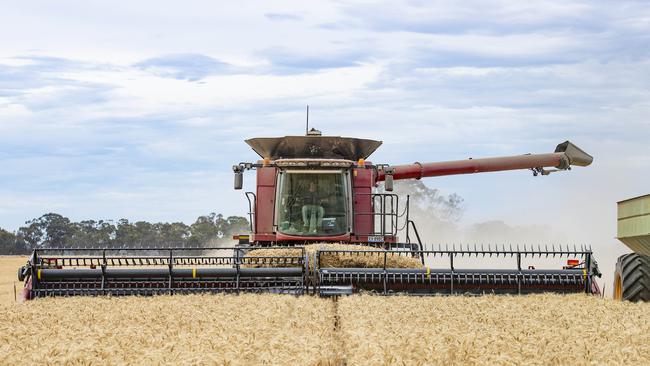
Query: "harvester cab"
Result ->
[[17, 127, 601, 299], [234, 130, 386, 244]]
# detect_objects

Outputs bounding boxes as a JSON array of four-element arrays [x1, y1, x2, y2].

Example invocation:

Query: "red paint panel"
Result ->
[[276, 233, 350, 242], [257, 165, 277, 185], [251, 233, 276, 243], [255, 167, 277, 234], [352, 167, 373, 235]]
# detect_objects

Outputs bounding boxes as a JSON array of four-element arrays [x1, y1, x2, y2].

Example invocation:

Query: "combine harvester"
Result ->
[[17, 128, 601, 298]]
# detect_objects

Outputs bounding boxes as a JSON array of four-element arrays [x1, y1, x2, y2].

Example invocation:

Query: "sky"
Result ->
[[1, 1, 649, 287]]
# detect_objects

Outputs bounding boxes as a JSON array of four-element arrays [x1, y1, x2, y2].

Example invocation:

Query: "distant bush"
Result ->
[[0, 212, 250, 254]]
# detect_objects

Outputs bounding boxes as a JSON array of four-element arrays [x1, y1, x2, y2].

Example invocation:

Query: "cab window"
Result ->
[[277, 171, 348, 236]]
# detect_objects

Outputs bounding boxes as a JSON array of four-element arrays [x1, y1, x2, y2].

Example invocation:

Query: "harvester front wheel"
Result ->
[[614, 253, 650, 302]]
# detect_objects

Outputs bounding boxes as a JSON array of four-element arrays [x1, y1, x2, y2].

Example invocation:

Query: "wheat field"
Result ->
[[2, 257, 650, 365], [0, 256, 26, 303], [337, 294, 650, 365]]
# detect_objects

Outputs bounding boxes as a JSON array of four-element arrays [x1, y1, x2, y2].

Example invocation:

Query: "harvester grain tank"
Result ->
[[614, 194, 650, 301], [17, 128, 601, 298]]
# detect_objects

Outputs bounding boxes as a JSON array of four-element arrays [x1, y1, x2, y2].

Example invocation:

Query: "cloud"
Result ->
[[265, 12, 302, 22], [339, 1, 602, 35], [259, 48, 370, 73], [0, 56, 90, 95], [0, 55, 117, 112], [134, 54, 233, 81]]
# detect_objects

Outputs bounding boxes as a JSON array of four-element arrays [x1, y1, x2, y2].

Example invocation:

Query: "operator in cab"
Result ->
[[302, 180, 326, 233]]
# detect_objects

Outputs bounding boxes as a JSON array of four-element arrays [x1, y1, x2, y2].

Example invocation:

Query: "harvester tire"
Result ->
[[614, 253, 650, 302]]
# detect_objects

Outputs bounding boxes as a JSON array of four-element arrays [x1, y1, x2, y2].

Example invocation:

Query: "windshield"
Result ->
[[277, 171, 348, 236]]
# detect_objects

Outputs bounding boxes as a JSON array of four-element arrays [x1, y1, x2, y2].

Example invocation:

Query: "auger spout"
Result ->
[[377, 141, 592, 181]]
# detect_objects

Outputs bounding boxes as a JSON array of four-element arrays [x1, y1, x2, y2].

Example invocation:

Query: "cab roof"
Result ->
[[245, 135, 382, 160]]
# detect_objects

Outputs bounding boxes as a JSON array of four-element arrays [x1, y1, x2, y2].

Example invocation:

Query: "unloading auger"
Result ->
[[18, 128, 601, 299]]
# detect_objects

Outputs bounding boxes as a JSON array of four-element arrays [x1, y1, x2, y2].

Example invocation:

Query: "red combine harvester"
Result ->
[[17, 128, 601, 298]]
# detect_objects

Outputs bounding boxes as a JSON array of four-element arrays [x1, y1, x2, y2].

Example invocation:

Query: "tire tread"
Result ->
[[616, 253, 650, 302]]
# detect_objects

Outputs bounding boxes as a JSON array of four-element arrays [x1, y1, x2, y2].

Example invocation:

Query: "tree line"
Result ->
[[0, 213, 250, 254], [0, 181, 463, 254]]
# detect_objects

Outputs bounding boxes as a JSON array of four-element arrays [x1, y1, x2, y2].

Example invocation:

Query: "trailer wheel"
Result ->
[[614, 253, 650, 302]]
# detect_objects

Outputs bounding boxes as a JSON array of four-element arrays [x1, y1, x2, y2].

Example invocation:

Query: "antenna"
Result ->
[[305, 105, 309, 135]]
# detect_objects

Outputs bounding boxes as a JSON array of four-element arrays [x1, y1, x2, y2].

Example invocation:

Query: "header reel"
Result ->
[[19, 244, 600, 299]]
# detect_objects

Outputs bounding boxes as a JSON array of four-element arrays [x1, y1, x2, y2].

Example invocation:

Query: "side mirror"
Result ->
[[385, 174, 393, 192], [234, 170, 243, 190]]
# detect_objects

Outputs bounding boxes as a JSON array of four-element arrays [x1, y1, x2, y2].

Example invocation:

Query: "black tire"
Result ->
[[17, 266, 25, 282], [614, 253, 650, 302]]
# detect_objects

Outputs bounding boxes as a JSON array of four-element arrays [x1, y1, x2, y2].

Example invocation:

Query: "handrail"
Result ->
[[406, 220, 425, 265], [245, 191, 256, 232], [352, 193, 400, 237]]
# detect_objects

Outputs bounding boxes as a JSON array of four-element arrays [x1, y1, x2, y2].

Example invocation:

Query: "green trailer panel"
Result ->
[[617, 194, 650, 256]]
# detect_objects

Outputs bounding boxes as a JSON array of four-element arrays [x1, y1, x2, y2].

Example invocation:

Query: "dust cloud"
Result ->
[[383, 180, 625, 296]]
